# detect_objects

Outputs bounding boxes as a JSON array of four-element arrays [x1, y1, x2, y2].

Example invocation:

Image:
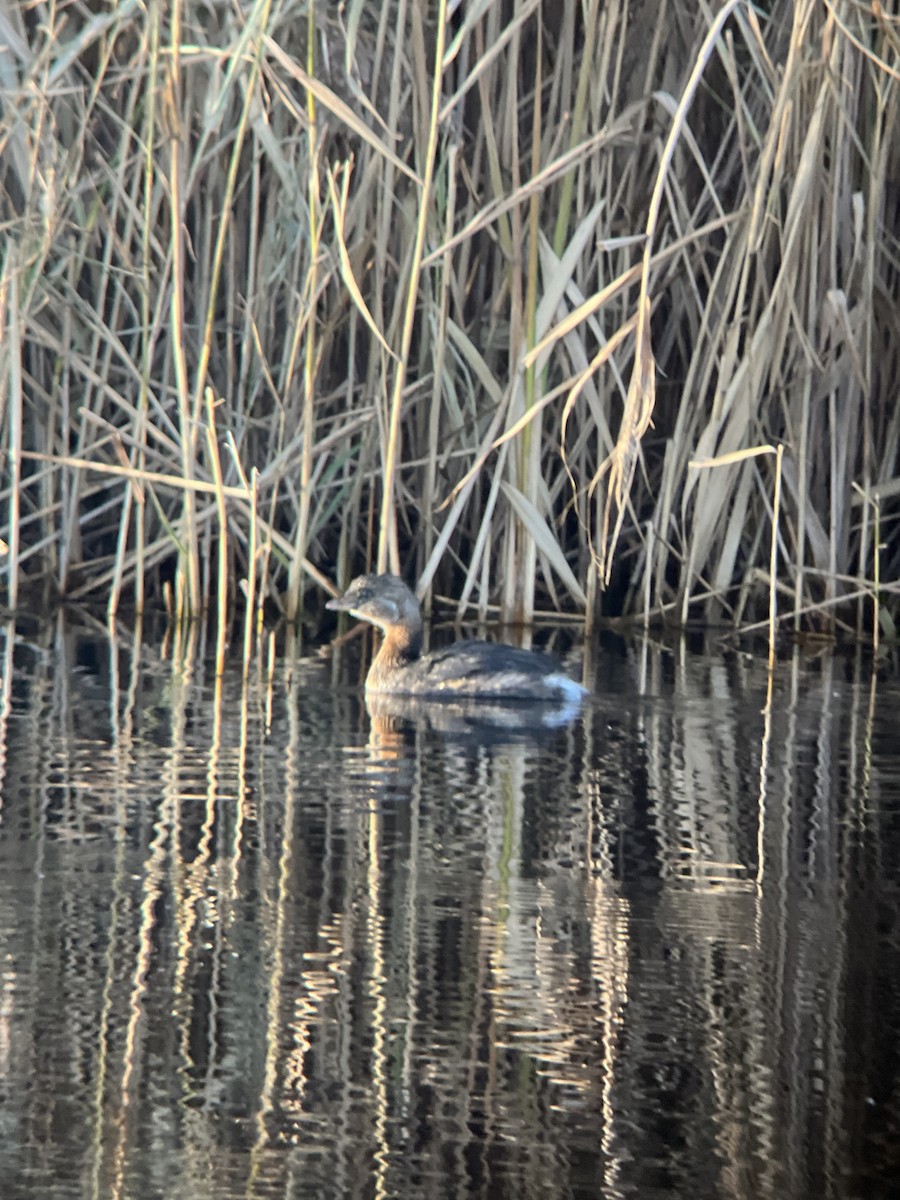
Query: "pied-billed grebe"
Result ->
[[326, 573, 587, 702]]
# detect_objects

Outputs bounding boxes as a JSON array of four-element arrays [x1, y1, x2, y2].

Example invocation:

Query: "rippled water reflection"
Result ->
[[0, 614, 898, 1200]]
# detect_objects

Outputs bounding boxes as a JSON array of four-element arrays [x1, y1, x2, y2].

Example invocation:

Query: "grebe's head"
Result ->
[[326, 573, 422, 633]]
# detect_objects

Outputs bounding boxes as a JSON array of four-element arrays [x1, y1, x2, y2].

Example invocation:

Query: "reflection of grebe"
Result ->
[[327, 573, 586, 702]]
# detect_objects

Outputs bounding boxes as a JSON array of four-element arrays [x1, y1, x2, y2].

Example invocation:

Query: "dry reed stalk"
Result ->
[[596, 0, 746, 584], [287, 0, 322, 623], [689, 444, 783, 630], [769, 445, 784, 668], [377, 0, 450, 575], [243, 468, 259, 680], [518, 19, 544, 626], [165, 3, 200, 621], [205, 388, 229, 676], [420, 132, 461, 612], [853, 482, 887, 652], [4, 267, 22, 612]]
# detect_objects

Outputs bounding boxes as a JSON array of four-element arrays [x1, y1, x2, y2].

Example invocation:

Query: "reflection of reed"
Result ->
[[112, 622, 200, 1200], [0, 619, 898, 1198], [254, 646, 302, 1171]]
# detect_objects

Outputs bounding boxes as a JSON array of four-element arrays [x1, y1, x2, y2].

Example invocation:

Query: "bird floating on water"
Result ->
[[327, 573, 586, 703]]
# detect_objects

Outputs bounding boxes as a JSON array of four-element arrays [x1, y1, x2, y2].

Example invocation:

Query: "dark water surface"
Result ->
[[1, 614, 899, 1200]]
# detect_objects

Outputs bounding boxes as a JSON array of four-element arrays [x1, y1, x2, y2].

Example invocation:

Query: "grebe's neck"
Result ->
[[367, 617, 422, 690]]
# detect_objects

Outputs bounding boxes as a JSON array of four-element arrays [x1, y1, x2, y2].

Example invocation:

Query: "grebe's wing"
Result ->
[[413, 641, 585, 701]]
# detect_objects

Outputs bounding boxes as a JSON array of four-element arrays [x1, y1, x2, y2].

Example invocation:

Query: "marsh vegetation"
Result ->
[[1, 1, 897, 638]]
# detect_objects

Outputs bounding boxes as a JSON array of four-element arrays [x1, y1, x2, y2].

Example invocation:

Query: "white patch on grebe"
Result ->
[[543, 672, 589, 703], [424, 668, 586, 703]]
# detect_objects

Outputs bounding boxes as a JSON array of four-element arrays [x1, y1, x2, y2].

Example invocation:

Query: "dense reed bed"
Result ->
[[1, 0, 897, 636]]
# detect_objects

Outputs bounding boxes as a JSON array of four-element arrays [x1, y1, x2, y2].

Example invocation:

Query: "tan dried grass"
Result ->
[[0, 0, 896, 639]]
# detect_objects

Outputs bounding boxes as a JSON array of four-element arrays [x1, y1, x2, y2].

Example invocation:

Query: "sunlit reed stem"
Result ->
[[873, 496, 881, 654], [289, 0, 320, 622], [768, 444, 783, 673], [192, 2, 273, 445], [552, 0, 598, 254], [243, 468, 259, 680], [642, 523, 654, 633], [500, 20, 524, 624], [859, 486, 884, 655], [108, 486, 133, 621], [0, 617, 14, 716], [519, 18, 543, 626], [601, 0, 746, 581], [167, 1, 199, 621], [133, 8, 161, 618], [422, 142, 458, 617], [205, 388, 228, 677], [688, 442, 782, 646], [257, 537, 271, 640], [794, 374, 811, 636], [6, 267, 22, 611], [377, 0, 449, 573]]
